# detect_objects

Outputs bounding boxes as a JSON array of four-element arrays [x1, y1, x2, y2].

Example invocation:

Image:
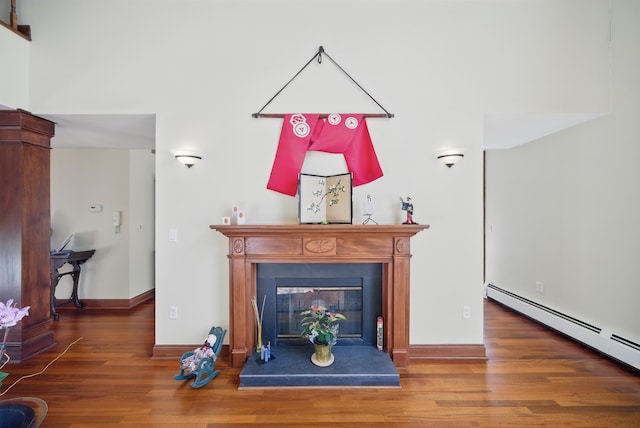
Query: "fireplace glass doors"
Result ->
[[257, 263, 382, 347], [276, 286, 363, 339]]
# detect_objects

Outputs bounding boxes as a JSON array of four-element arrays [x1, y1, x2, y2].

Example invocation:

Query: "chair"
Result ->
[[174, 326, 226, 388]]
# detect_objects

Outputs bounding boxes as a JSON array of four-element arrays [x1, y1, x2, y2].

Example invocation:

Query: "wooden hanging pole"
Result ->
[[252, 46, 394, 119], [253, 113, 393, 119]]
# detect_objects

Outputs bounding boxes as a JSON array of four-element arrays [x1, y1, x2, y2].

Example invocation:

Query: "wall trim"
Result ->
[[152, 344, 487, 362], [410, 344, 487, 361], [153, 344, 230, 360], [486, 283, 640, 372], [55, 288, 155, 311]]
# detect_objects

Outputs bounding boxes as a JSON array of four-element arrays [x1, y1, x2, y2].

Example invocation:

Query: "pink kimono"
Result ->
[[267, 114, 383, 196]]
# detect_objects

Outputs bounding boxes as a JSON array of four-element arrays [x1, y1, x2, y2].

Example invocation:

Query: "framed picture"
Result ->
[[298, 173, 352, 224]]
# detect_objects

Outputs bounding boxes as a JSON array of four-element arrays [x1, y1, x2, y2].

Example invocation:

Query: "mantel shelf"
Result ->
[[211, 224, 429, 237]]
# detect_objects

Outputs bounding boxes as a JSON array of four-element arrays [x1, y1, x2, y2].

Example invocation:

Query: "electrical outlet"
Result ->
[[463, 305, 471, 319], [169, 306, 178, 320], [536, 281, 544, 293]]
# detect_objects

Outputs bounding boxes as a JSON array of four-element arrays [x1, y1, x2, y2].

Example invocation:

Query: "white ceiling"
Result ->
[[41, 113, 156, 150], [483, 112, 606, 149]]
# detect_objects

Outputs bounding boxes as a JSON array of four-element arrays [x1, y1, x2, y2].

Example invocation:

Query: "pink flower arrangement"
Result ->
[[1, 299, 30, 386], [300, 304, 346, 346], [0, 299, 30, 329]]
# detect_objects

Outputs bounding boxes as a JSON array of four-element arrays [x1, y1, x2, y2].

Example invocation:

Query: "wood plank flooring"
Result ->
[[1, 299, 638, 427]]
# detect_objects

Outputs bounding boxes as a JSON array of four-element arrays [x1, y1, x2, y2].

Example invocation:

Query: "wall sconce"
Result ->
[[175, 154, 202, 168], [436, 150, 464, 168]]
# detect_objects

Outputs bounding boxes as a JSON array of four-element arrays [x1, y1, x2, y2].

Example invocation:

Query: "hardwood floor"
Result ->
[[2, 299, 639, 427]]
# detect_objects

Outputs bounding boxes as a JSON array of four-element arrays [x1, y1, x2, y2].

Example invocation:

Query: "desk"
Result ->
[[50, 250, 95, 320]]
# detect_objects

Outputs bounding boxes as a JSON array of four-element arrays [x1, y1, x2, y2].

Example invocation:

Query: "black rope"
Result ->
[[253, 46, 393, 118], [321, 49, 393, 118], [253, 48, 323, 118]]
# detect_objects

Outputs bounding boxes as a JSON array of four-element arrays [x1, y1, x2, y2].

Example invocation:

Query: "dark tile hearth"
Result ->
[[239, 345, 400, 388]]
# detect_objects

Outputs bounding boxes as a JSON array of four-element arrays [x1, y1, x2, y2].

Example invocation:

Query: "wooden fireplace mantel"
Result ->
[[210, 224, 429, 368]]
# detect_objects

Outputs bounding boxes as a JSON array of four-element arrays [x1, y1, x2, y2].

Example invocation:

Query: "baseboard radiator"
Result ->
[[486, 283, 640, 372]]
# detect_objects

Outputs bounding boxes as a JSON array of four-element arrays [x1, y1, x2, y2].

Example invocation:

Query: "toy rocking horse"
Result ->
[[174, 326, 226, 388]]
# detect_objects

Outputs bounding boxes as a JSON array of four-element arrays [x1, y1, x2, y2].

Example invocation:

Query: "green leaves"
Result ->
[[299, 304, 346, 346]]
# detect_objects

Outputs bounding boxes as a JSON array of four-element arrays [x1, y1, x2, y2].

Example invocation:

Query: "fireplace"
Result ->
[[211, 224, 428, 368], [257, 263, 382, 346]]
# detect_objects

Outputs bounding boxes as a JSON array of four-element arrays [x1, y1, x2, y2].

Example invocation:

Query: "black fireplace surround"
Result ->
[[257, 263, 382, 347]]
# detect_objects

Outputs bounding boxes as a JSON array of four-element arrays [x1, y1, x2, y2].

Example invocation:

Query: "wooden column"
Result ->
[[0, 110, 56, 361], [211, 224, 428, 369], [388, 236, 412, 367]]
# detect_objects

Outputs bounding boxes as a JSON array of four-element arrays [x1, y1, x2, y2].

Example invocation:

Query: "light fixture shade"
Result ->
[[436, 151, 464, 168], [175, 154, 202, 168]]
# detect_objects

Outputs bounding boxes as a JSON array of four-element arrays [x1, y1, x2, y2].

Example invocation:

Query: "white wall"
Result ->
[[13, 0, 611, 347], [485, 0, 640, 344], [0, 0, 10, 23], [50, 149, 155, 300], [129, 149, 156, 298], [0, 25, 29, 109]]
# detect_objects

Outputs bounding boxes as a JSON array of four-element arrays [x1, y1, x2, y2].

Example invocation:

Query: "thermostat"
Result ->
[[89, 204, 103, 212]]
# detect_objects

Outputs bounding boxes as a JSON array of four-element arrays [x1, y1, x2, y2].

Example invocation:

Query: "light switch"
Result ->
[[168, 229, 178, 242]]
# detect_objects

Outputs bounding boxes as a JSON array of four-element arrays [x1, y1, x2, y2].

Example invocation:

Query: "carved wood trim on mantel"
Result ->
[[210, 224, 429, 369]]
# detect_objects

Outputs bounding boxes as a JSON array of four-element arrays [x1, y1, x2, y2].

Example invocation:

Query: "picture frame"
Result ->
[[298, 173, 353, 224]]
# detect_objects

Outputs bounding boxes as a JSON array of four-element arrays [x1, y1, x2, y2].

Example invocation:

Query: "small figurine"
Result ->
[[400, 197, 417, 224], [265, 341, 271, 362], [259, 341, 273, 363], [362, 194, 378, 225]]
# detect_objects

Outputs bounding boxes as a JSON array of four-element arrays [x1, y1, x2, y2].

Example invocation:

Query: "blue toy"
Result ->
[[174, 326, 226, 388]]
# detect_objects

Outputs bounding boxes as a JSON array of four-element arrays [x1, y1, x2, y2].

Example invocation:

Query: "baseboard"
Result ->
[[410, 344, 487, 361], [153, 344, 230, 360], [153, 343, 484, 363], [486, 283, 640, 372], [56, 288, 155, 310]]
